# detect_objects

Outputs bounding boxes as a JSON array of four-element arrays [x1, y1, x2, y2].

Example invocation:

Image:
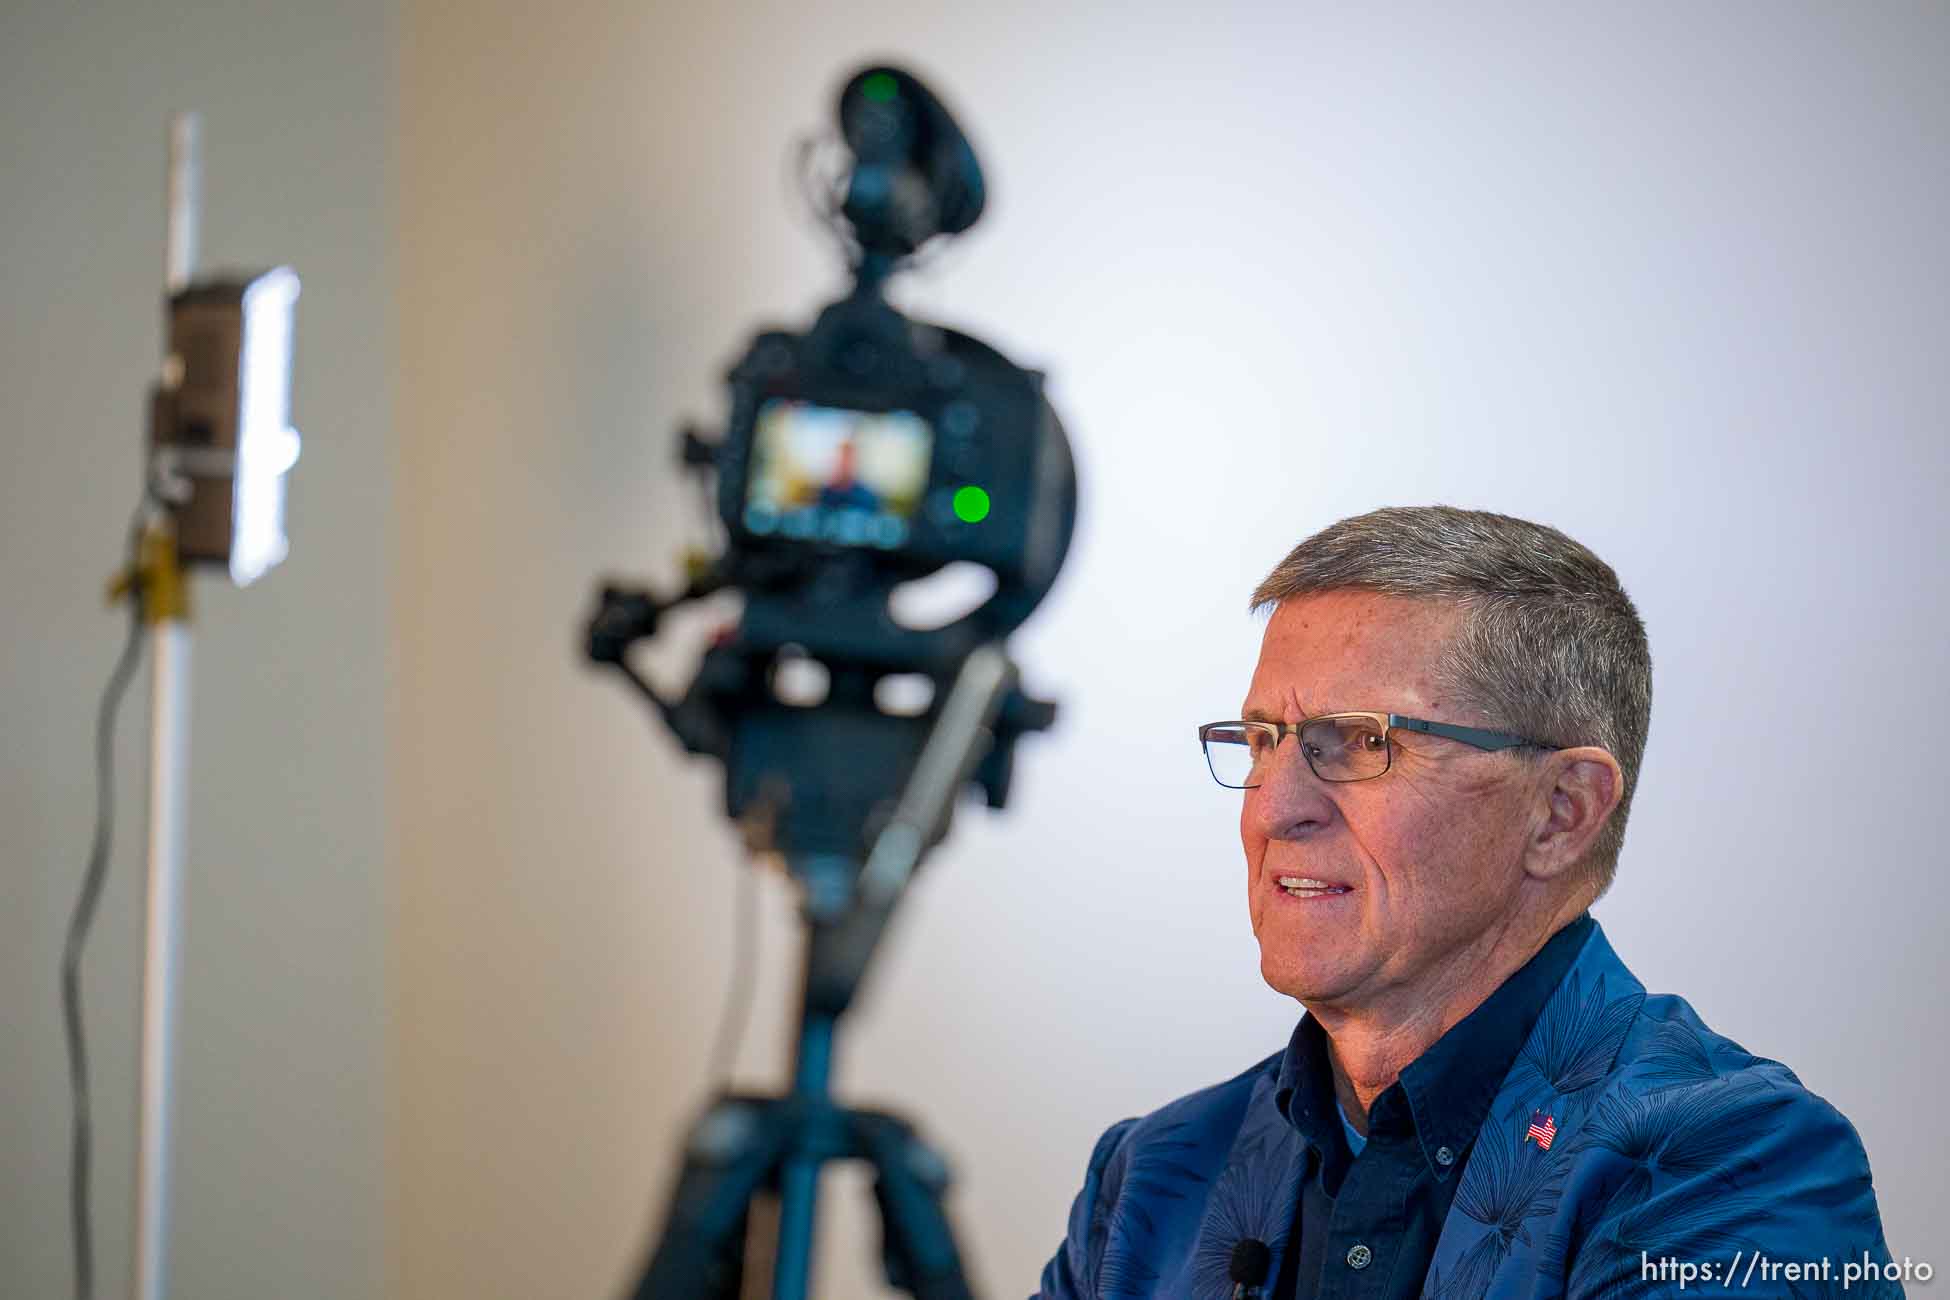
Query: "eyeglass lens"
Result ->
[[1203, 716, 1390, 787]]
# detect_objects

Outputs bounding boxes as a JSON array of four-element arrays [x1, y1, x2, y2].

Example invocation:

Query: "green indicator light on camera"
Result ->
[[952, 485, 991, 523], [862, 72, 899, 103]]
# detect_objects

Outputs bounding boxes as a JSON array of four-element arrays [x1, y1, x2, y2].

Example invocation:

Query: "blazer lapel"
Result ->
[[1186, 1069, 1311, 1299], [1421, 922, 1646, 1299]]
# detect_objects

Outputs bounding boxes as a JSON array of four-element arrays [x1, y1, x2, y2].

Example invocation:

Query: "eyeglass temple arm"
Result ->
[[1388, 715, 1545, 752]]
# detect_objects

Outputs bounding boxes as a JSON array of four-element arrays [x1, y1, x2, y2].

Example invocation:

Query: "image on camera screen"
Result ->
[[743, 398, 934, 549]]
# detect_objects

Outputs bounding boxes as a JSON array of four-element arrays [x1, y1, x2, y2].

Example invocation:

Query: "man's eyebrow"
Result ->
[[1241, 704, 1330, 724]]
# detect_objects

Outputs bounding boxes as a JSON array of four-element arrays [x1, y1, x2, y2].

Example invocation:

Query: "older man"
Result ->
[[1037, 506, 1898, 1300]]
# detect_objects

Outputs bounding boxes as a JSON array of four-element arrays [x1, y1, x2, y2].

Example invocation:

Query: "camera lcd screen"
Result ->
[[744, 398, 934, 549]]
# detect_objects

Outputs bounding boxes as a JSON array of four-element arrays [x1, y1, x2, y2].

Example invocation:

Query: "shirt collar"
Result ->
[[1275, 1012, 1342, 1167], [1273, 912, 1596, 1179]]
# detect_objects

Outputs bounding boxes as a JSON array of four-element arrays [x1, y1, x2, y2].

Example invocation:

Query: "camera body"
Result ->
[[589, 63, 1073, 863], [717, 287, 1074, 671], [673, 284, 1074, 858]]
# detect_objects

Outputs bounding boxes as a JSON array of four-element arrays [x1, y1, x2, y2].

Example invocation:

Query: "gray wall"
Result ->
[[7, 3, 1946, 1299], [2, 2, 393, 1298]]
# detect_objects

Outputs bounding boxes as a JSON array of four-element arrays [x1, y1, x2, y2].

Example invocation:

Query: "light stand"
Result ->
[[114, 112, 302, 1300], [127, 112, 199, 1300], [131, 536, 190, 1300]]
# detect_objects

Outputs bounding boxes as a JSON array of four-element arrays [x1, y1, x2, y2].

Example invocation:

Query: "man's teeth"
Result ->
[[1278, 876, 1350, 896]]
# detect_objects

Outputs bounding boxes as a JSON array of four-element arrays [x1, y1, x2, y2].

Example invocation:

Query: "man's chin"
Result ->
[[1259, 951, 1363, 1007]]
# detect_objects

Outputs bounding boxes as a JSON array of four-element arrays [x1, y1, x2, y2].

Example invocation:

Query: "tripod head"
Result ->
[[588, 64, 1074, 927]]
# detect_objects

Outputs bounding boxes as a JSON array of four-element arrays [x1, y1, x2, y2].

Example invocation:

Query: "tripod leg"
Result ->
[[856, 1113, 978, 1300], [631, 1099, 786, 1300], [766, 1006, 838, 1300], [770, 1152, 822, 1300]]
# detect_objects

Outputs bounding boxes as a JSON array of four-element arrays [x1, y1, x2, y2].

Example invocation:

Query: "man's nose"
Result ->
[[1249, 738, 1335, 838]]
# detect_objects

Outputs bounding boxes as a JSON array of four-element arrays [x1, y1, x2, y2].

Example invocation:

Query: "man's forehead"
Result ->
[[1240, 675, 1372, 720], [1257, 591, 1461, 653], [1241, 591, 1457, 713]]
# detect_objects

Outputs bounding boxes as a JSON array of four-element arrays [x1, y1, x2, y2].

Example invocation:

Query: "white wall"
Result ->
[[394, 2, 1946, 1296], [1, 2, 394, 1298]]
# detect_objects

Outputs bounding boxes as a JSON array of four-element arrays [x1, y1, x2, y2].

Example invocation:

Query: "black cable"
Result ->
[[706, 860, 761, 1093], [62, 504, 150, 1300], [788, 131, 859, 264]]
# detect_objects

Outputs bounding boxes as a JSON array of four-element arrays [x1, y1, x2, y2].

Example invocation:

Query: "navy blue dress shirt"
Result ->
[[1274, 913, 1595, 1298]]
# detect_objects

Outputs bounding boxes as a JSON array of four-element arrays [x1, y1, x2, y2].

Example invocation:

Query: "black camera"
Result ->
[[717, 295, 1075, 668], [590, 64, 1076, 857], [706, 64, 1076, 673]]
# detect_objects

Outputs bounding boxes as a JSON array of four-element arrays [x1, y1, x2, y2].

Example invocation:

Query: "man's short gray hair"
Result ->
[[1249, 505, 1651, 898]]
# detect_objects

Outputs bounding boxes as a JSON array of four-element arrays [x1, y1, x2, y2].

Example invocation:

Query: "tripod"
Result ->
[[593, 67, 1074, 1295], [628, 953, 975, 1300], [625, 648, 1018, 1300]]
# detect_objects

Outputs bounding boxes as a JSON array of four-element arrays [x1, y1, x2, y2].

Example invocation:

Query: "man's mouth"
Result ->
[[1277, 875, 1352, 899]]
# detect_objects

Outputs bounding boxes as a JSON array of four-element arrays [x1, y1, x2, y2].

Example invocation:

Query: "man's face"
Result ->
[[1240, 590, 1543, 1011]]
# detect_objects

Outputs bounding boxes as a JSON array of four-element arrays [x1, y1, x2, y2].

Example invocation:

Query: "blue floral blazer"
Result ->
[[1036, 921, 1901, 1299]]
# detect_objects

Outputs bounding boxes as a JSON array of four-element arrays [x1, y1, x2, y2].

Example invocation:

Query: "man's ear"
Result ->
[[1523, 747, 1623, 882]]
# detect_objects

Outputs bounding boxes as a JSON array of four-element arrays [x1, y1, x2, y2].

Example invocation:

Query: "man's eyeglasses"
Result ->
[[1197, 713, 1560, 788]]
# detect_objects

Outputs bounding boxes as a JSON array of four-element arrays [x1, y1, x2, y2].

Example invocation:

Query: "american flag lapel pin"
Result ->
[[1524, 1110, 1557, 1151]]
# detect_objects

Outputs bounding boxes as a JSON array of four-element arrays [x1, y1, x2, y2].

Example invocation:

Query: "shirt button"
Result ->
[[1435, 1145, 1455, 1166], [1346, 1243, 1373, 1270]]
